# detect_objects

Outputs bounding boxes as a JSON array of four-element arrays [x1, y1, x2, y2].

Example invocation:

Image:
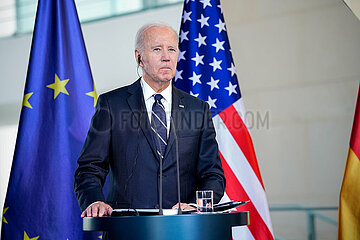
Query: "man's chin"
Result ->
[[157, 71, 175, 80], [157, 77, 173, 83]]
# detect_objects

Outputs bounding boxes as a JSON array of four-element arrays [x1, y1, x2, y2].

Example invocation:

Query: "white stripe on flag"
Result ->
[[232, 98, 251, 131], [220, 192, 231, 203], [232, 226, 256, 240], [221, 193, 256, 240], [214, 112, 273, 234]]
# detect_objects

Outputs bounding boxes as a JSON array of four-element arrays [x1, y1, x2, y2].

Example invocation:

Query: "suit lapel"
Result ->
[[127, 79, 158, 158], [163, 86, 185, 160]]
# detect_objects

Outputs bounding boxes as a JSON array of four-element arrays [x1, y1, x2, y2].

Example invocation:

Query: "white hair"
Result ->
[[135, 22, 179, 54]]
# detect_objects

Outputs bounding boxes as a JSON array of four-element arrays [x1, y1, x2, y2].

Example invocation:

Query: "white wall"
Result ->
[[223, 1, 360, 238], [1, 1, 360, 239]]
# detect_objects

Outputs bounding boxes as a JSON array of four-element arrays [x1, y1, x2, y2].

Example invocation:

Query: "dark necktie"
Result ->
[[151, 94, 167, 159]]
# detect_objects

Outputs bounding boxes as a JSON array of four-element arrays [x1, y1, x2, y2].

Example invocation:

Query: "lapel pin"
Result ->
[[179, 104, 184, 108]]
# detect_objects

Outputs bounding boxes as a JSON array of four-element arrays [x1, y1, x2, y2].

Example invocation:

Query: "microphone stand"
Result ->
[[151, 114, 163, 215]]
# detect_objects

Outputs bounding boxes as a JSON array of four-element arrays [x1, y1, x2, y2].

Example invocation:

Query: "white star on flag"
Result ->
[[191, 52, 205, 66], [179, 30, 189, 43], [212, 38, 225, 52], [194, 33, 207, 47], [200, 0, 212, 9], [197, 14, 210, 28], [217, 4, 223, 13], [189, 72, 202, 86], [207, 77, 220, 91], [227, 62, 237, 76], [209, 57, 222, 72], [206, 96, 217, 109], [225, 82, 237, 96], [175, 70, 183, 82], [190, 90, 199, 97], [215, 19, 226, 33], [182, 10, 192, 23], [178, 50, 186, 61]]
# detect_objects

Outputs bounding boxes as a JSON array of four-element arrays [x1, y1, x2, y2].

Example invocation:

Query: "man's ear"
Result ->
[[135, 49, 142, 67]]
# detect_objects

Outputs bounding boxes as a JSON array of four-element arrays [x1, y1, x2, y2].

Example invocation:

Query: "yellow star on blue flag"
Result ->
[[46, 74, 69, 99], [2, 207, 8, 224], [86, 84, 98, 107], [23, 231, 39, 240], [22, 93, 33, 109]]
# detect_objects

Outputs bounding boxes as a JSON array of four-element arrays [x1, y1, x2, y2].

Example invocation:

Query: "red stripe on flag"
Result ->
[[219, 104, 265, 188], [350, 85, 360, 160], [220, 152, 273, 240]]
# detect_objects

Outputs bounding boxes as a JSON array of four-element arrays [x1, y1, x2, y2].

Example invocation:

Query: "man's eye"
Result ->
[[153, 48, 160, 52]]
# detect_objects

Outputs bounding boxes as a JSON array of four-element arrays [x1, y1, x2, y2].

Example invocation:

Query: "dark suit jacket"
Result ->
[[74, 79, 225, 212]]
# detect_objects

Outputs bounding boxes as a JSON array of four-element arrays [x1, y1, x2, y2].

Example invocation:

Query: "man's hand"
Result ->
[[171, 203, 196, 211], [81, 201, 113, 218]]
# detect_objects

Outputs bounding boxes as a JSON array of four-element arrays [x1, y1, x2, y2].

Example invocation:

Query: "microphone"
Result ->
[[170, 115, 182, 215], [151, 114, 163, 215]]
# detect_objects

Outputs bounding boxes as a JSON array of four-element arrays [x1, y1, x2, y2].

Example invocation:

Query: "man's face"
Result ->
[[140, 27, 179, 86]]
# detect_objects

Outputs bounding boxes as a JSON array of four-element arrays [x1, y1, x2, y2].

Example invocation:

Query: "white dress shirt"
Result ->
[[140, 78, 172, 138]]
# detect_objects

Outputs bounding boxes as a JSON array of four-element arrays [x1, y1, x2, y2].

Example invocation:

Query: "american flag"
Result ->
[[174, 0, 274, 239]]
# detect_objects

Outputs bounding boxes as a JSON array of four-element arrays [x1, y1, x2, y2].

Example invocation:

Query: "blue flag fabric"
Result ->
[[1, 0, 99, 239], [174, 0, 241, 117]]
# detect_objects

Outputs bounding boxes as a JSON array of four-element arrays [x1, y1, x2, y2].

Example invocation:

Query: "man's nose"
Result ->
[[161, 51, 170, 62]]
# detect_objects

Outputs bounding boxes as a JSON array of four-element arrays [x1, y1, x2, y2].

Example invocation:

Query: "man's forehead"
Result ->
[[145, 26, 176, 38], [143, 29, 178, 49]]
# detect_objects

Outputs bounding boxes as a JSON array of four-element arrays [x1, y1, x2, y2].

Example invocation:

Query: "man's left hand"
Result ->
[[171, 203, 196, 211]]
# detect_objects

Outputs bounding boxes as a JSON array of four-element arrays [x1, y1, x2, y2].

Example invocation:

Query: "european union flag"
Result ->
[[1, 0, 100, 239]]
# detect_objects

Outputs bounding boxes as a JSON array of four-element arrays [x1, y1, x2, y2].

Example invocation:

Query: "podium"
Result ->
[[83, 212, 249, 240]]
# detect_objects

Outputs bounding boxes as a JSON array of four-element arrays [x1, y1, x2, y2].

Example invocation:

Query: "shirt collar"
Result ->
[[140, 77, 172, 103]]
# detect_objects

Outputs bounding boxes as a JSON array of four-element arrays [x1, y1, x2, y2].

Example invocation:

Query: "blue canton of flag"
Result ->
[[1, 0, 100, 239], [174, 0, 240, 117]]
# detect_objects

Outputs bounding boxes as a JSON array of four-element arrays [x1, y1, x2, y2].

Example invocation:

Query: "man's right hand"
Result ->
[[81, 201, 113, 218]]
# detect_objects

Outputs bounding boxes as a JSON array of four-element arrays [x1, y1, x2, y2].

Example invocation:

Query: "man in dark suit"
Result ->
[[74, 23, 225, 217]]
